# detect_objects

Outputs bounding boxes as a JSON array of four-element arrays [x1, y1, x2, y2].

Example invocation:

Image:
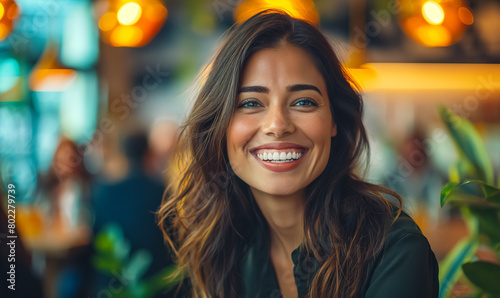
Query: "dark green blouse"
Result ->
[[240, 212, 439, 297]]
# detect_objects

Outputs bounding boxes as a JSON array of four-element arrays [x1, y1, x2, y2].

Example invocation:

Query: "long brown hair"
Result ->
[[158, 11, 402, 298]]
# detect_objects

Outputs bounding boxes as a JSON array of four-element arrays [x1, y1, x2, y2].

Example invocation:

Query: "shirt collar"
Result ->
[[241, 225, 320, 297]]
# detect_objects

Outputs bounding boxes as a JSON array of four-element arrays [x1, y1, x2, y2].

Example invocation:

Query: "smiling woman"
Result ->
[[227, 45, 336, 196], [158, 11, 439, 298]]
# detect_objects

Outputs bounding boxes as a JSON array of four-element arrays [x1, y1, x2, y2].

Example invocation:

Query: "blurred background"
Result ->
[[0, 0, 499, 297]]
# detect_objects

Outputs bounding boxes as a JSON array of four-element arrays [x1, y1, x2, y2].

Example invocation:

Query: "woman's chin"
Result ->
[[250, 184, 305, 198]]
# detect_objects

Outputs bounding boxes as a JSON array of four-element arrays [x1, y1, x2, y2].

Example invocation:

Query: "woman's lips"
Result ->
[[250, 142, 307, 151], [251, 149, 308, 172]]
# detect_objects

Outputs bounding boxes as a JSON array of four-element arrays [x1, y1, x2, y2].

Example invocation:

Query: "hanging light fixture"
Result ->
[[398, 0, 473, 47], [97, 0, 167, 47], [233, 0, 319, 25], [0, 0, 20, 41]]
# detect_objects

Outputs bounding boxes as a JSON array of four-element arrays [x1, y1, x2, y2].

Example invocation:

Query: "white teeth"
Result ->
[[256, 150, 304, 162]]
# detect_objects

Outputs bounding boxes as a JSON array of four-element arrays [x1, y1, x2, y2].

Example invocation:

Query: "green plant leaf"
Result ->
[[441, 182, 459, 207], [470, 288, 486, 298], [92, 255, 123, 273], [482, 184, 500, 204], [439, 106, 494, 184], [448, 160, 474, 183], [462, 261, 500, 295], [91, 224, 181, 298], [469, 208, 500, 246], [440, 180, 500, 208], [439, 236, 478, 298], [140, 264, 185, 297], [94, 223, 132, 261], [123, 249, 153, 285]]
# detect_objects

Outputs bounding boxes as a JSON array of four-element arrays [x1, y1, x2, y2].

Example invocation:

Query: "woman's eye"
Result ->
[[294, 98, 318, 107], [237, 99, 262, 108]]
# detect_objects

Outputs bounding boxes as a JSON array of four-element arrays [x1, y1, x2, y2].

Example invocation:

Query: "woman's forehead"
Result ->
[[239, 45, 327, 92]]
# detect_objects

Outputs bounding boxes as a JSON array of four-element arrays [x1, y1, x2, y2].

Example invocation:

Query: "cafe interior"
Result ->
[[0, 0, 499, 297]]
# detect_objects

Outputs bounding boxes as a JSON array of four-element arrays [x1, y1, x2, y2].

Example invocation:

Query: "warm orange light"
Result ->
[[17, 206, 44, 238], [0, 23, 6, 38], [110, 25, 143, 47], [6, 1, 18, 19], [98, 12, 117, 31], [0, 3, 5, 20], [458, 7, 473, 25], [416, 25, 451, 47], [348, 63, 500, 92], [0, 0, 19, 41], [117, 2, 141, 25], [234, 0, 319, 25], [29, 44, 77, 92], [398, 0, 473, 47], [422, 1, 445, 25], [97, 0, 167, 47], [29, 69, 77, 92]]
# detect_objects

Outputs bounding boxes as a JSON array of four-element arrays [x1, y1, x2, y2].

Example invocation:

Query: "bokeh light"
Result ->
[[99, 12, 117, 31], [117, 2, 141, 25], [29, 45, 78, 92], [422, 1, 445, 25], [399, 0, 473, 47], [0, 0, 20, 41], [98, 0, 167, 47], [0, 57, 20, 93], [110, 24, 143, 47], [458, 6, 474, 25], [234, 0, 319, 25]]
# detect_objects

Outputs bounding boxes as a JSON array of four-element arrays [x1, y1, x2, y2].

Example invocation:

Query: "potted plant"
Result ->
[[92, 223, 184, 297], [438, 107, 500, 298]]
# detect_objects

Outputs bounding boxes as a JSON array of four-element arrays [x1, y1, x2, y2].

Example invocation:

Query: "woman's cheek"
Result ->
[[227, 115, 259, 153], [226, 115, 258, 177], [298, 114, 333, 141]]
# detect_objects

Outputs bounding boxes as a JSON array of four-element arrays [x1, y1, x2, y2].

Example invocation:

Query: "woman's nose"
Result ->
[[261, 105, 295, 138]]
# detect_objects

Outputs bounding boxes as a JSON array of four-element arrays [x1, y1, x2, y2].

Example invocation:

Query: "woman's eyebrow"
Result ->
[[237, 84, 322, 95], [238, 86, 269, 94], [287, 84, 322, 95]]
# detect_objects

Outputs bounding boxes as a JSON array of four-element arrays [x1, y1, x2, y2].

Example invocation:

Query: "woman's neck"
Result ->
[[251, 188, 305, 257]]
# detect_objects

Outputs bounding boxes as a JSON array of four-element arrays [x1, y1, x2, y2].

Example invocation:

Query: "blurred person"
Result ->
[[34, 137, 93, 298], [147, 119, 180, 182], [158, 11, 439, 298], [91, 132, 176, 297], [45, 138, 91, 234], [384, 129, 446, 221], [93, 128, 129, 183]]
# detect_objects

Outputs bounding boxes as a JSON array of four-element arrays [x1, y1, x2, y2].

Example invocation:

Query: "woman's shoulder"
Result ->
[[379, 209, 436, 267], [384, 210, 427, 246], [363, 209, 439, 297]]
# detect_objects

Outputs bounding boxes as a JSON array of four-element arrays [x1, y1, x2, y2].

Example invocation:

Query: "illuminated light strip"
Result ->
[[348, 63, 500, 92]]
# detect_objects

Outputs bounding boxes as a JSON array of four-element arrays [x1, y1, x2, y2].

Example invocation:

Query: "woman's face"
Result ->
[[226, 44, 337, 198]]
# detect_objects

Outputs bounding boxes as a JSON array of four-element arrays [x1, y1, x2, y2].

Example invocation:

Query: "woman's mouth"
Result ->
[[250, 148, 308, 172], [254, 150, 304, 163]]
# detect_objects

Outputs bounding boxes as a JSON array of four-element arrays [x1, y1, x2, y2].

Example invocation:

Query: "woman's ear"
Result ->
[[331, 122, 337, 137]]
